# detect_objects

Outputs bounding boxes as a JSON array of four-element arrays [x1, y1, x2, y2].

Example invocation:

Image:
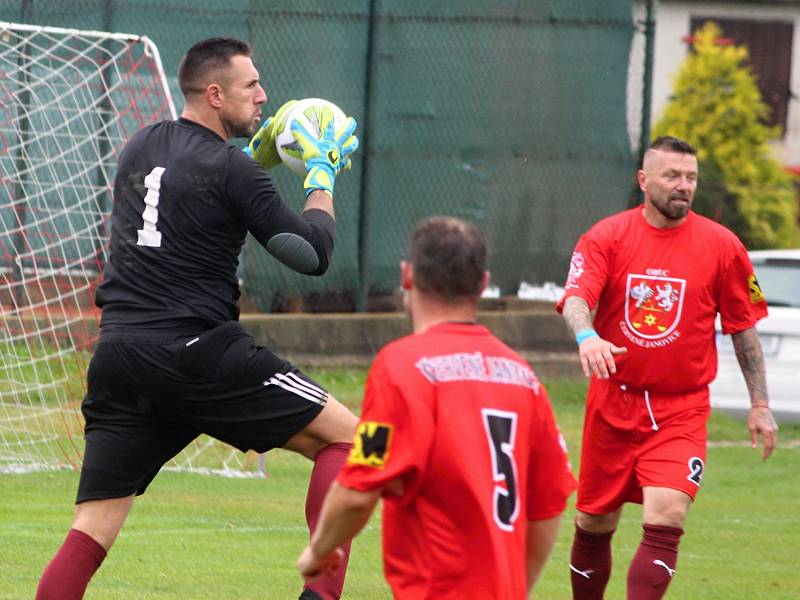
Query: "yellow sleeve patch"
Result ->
[[748, 274, 765, 304], [348, 422, 393, 469]]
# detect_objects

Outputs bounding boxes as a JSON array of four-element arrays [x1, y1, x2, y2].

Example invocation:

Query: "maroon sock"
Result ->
[[36, 528, 107, 600], [626, 524, 683, 600], [304, 442, 353, 600], [570, 524, 614, 600]]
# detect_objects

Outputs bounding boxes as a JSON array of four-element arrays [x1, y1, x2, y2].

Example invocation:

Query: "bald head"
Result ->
[[642, 136, 697, 172]]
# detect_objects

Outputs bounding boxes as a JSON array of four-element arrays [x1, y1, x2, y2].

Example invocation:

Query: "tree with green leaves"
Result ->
[[653, 21, 798, 248]]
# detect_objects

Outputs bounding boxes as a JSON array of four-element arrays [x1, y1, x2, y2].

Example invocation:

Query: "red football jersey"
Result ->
[[337, 322, 576, 600], [557, 208, 768, 393]]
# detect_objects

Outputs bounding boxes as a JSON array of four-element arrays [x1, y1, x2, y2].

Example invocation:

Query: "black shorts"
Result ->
[[77, 321, 326, 503]]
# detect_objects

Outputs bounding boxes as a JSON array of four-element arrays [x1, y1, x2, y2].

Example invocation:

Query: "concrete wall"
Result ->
[[240, 307, 582, 378], [54, 301, 582, 378]]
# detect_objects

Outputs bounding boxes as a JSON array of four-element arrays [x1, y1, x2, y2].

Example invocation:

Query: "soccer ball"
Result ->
[[275, 98, 347, 176]]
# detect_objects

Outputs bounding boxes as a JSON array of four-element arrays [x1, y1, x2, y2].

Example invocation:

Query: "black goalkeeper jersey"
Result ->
[[95, 118, 334, 332]]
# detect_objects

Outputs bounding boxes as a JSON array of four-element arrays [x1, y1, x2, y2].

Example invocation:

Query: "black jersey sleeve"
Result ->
[[226, 150, 335, 275]]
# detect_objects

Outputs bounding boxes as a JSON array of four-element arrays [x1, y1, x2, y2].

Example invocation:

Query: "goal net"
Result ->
[[0, 22, 264, 476]]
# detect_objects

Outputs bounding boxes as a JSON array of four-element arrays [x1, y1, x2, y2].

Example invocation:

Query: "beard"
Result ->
[[222, 114, 258, 139], [231, 120, 257, 139], [652, 192, 692, 221]]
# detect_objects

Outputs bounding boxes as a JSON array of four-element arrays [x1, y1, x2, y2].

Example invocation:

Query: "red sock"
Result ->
[[570, 524, 614, 600], [626, 523, 683, 600], [36, 528, 107, 600], [304, 442, 353, 600]]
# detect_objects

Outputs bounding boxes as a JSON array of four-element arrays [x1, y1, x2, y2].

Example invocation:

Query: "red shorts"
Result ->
[[576, 377, 710, 515]]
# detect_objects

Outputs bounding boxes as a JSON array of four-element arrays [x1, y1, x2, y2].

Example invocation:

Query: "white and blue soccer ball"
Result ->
[[275, 97, 347, 175]]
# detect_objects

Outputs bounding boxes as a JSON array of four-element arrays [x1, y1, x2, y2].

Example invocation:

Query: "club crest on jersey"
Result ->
[[625, 274, 686, 340], [348, 422, 393, 469]]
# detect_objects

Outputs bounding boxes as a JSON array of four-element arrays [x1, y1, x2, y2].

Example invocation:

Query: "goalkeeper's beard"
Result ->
[[223, 115, 258, 140]]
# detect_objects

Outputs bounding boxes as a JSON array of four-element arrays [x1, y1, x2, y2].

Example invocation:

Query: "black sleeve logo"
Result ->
[[748, 274, 765, 304], [348, 422, 393, 469]]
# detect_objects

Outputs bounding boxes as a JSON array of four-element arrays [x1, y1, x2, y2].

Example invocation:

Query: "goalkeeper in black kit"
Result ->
[[36, 37, 359, 600]]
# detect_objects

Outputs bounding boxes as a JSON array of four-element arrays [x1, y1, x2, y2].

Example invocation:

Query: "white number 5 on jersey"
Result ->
[[482, 409, 520, 532]]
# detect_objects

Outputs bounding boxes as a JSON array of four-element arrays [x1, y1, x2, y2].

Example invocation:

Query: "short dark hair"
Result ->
[[178, 37, 252, 96], [409, 216, 488, 300], [649, 135, 697, 155]]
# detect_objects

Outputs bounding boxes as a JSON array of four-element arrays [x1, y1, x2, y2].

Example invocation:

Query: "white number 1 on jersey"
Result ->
[[136, 166, 165, 247]]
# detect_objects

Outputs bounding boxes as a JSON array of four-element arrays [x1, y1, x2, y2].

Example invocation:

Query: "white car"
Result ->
[[710, 249, 800, 421]]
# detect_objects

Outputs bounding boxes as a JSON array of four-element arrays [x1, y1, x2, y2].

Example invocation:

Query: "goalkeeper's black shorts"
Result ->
[[77, 321, 326, 502]]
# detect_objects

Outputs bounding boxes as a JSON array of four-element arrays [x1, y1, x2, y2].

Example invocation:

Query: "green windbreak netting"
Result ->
[[1, 0, 637, 311]]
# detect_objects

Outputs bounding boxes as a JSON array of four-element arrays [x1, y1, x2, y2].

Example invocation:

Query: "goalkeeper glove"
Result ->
[[244, 99, 297, 170], [291, 108, 358, 198]]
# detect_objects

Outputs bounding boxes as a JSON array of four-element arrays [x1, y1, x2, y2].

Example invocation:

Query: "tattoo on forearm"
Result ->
[[731, 328, 768, 403], [563, 296, 594, 336]]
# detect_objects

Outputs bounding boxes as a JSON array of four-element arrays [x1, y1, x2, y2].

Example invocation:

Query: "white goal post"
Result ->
[[0, 21, 264, 476]]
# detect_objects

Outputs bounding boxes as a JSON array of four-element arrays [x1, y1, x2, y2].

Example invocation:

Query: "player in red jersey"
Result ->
[[557, 136, 779, 600], [297, 216, 576, 599]]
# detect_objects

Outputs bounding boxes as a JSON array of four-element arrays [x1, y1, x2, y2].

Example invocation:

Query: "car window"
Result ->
[[753, 259, 800, 307]]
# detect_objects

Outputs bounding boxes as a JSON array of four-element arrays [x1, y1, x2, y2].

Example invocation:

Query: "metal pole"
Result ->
[[639, 0, 655, 159], [20, 0, 33, 21], [11, 16, 33, 308], [629, 0, 656, 207], [94, 0, 115, 264], [355, 0, 380, 312]]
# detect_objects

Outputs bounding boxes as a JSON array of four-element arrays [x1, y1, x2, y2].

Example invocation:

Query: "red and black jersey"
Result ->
[[338, 322, 576, 600], [96, 118, 334, 332], [557, 207, 768, 393]]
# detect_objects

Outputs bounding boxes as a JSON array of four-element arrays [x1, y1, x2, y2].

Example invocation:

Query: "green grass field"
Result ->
[[1, 371, 798, 599]]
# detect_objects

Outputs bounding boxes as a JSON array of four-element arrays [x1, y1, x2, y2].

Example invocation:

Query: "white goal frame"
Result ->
[[1, 22, 261, 476]]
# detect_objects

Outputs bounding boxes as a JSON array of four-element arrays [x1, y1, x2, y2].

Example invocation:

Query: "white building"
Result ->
[[636, 0, 800, 169]]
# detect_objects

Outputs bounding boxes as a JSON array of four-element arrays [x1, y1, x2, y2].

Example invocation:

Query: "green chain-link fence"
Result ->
[[1, 0, 640, 312]]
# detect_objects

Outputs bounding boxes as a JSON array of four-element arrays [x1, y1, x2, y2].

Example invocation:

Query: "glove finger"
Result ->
[[318, 113, 337, 142], [290, 118, 321, 156], [340, 135, 359, 158], [248, 116, 272, 143], [244, 117, 272, 158], [335, 117, 357, 145], [256, 115, 274, 131], [273, 99, 298, 129], [310, 106, 336, 139]]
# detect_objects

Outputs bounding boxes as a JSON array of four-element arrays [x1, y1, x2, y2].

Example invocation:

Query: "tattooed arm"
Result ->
[[562, 296, 626, 379], [731, 327, 778, 460], [562, 296, 595, 335]]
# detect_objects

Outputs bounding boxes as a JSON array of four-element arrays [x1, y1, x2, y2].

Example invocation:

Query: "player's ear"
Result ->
[[636, 169, 647, 191], [479, 271, 490, 295], [207, 83, 223, 109], [400, 261, 413, 291]]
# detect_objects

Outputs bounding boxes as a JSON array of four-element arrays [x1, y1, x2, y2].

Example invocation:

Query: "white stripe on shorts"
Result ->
[[264, 373, 327, 406], [281, 372, 327, 398]]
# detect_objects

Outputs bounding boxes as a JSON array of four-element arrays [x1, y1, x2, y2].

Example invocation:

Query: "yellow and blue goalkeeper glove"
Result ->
[[291, 107, 358, 197], [244, 99, 297, 170]]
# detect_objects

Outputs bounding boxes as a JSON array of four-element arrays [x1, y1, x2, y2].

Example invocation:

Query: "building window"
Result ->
[[690, 17, 793, 133]]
